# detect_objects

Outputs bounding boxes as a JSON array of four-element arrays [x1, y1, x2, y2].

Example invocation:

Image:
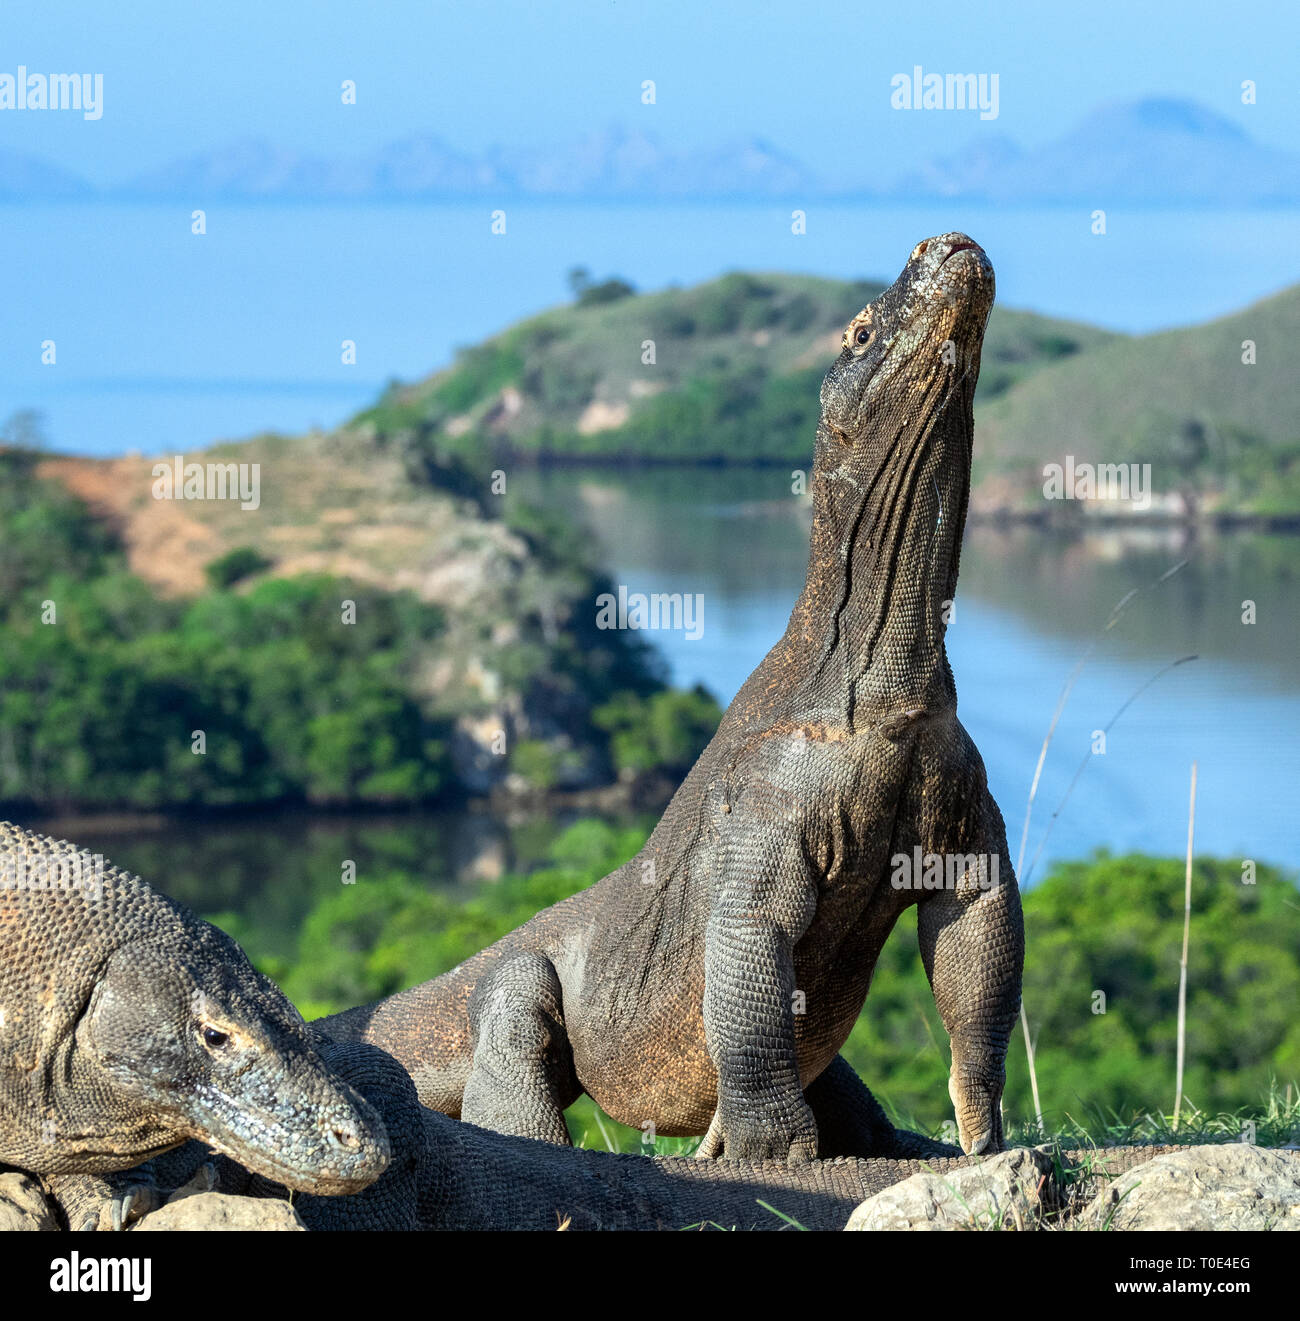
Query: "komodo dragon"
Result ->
[[51, 1042, 1190, 1232], [0, 822, 390, 1198], [323, 232, 1022, 1163], [225, 1044, 1191, 1231], [0, 874, 1218, 1234]]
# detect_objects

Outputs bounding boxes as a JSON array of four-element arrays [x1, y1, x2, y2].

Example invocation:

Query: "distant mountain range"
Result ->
[[0, 146, 94, 200], [894, 99, 1300, 205], [2, 98, 1296, 204]]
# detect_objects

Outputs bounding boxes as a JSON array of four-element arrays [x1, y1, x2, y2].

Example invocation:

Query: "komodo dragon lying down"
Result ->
[[322, 232, 1022, 1162], [50, 1041, 1189, 1231], [0, 822, 390, 1197]]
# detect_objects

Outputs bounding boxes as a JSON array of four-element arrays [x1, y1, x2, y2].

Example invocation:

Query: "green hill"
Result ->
[[353, 271, 1116, 466], [0, 443, 719, 812], [353, 272, 1300, 518], [977, 284, 1300, 515]]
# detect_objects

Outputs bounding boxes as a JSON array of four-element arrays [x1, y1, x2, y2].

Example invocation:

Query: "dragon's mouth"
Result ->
[[186, 1079, 391, 1194], [940, 240, 982, 266]]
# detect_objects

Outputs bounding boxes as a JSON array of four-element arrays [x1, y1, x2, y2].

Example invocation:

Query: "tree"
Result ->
[[566, 266, 592, 300]]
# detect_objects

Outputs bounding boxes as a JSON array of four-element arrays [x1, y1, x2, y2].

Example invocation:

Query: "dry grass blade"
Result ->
[[1020, 653, 1198, 888], [1174, 760, 1198, 1131], [1013, 559, 1189, 1130]]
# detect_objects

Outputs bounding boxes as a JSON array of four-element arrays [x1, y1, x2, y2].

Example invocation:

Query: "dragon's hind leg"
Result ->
[[461, 951, 581, 1145]]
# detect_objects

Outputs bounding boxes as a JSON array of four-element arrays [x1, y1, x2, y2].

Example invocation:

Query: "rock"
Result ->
[[845, 1147, 1053, 1231], [1079, 1144, 1300, 1231], [0, 1172, 60, 1231], [133, 1191, 306, 1232]]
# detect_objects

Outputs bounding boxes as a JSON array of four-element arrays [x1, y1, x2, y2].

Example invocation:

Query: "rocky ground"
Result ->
[[3, 1145, 1297, 1232], [845, 1143, 1300, 1232]]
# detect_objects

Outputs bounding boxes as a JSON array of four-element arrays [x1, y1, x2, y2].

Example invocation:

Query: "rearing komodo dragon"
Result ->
[[325, 233, 1023, 1163]]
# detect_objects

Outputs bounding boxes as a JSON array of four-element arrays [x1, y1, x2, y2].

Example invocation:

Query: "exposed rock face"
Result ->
[[845, 1147, 1053, 1231], [577, 400, 630, 434], [1079, 1144, 1300, 1231], [0, 1172, 60, 1231]]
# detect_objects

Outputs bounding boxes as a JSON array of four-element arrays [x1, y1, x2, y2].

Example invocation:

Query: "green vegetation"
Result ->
[[508, 739, 586, 791], [0, 457, 449, 808], [846, 852, 1300, 1133], [205, 545, 273, 589], [602, 366, 828, 463], [976, 283, 1300, 515], [0, 452, 707, 810], [352, 270, 1300, 514], [351, 270, 1118, 474], [0, 446, 120, 600], [567, 266, 637, 308], [593, 685, 723, 777], [430, 341, 526, 415], [222, 819, 1300, 1151]]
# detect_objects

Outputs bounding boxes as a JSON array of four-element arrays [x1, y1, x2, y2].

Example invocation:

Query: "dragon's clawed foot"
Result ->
[[50, 1168, 160, 1232], [694, 1102, 819, 1164]]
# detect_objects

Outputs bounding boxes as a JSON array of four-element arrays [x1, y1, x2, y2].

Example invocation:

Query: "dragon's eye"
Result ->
[[855, 327, 873, 346], [201, 1025, 230, 1049]]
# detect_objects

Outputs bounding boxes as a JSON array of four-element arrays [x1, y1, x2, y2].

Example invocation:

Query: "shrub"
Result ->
[[593, 685, 722, 777], [205, 546, 273, 589], [578, 278, 636, 307]]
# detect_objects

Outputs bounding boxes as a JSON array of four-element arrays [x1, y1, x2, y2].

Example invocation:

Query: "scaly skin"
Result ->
[[405, 1131, 1182, 1232], [323, 233, 1023, 1163], [0, 822, 390, 1195], [59, 1043, 1195, 1232]]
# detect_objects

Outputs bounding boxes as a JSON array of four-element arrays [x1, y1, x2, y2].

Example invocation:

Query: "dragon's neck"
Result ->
[[789, 387, 973, 726]]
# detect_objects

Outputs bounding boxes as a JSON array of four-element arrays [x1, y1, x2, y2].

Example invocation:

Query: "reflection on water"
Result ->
[[34, 467, 1297, 928]]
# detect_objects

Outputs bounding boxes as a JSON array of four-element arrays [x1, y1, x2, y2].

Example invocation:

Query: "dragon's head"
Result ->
[[83, 924, 391, 1194], [818, 232, 993, 463]]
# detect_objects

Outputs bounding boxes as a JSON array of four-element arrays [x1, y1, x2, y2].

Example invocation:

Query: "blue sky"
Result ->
[[2, 0, 1296, 182]]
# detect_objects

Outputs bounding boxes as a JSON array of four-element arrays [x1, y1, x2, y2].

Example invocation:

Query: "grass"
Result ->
[[565, 1085, 1300, 1162], [994, 1082, 1300, 1150]]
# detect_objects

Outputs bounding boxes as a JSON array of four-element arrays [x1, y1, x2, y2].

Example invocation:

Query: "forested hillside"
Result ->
[[0, 446, 717, 810]]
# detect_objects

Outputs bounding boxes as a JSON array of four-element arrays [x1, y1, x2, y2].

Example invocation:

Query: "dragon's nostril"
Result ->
[[332, 1125, 361, 1149], [914, 240, 929, 257]]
